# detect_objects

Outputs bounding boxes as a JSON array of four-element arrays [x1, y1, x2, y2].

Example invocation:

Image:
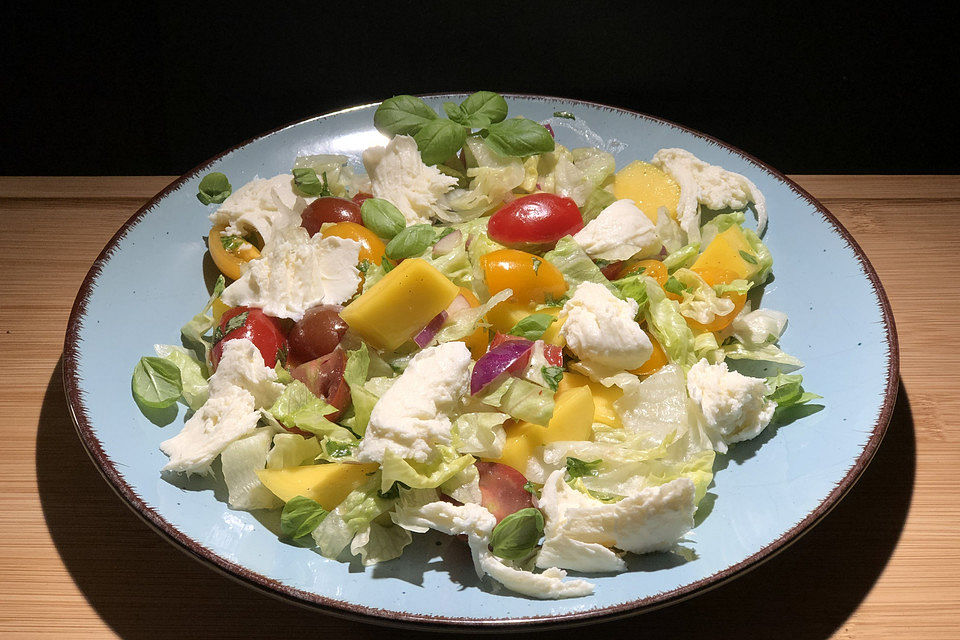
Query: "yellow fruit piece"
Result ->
[[485, 301, 566, 347], [559, 372, 624, 428], [612, 161, 680, 224], [691, 225, 760, 286], [488, 385, 595, 474], [256, 463, 379, 509], [208, 224, 261, 281], [340, 258, 459, 351], [211, 298, 230, 323]]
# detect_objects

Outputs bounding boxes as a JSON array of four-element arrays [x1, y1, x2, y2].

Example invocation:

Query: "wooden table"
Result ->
[[1, 176, 957, 638]]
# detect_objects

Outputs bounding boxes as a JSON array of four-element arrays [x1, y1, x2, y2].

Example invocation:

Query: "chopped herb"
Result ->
[[541, 366, 563, 392], [523, 481, 541, 498], [739, 250, 759, 265], [531, 256, 542, 274], [553, 111, 575, 120], [378, 480, 410, 500], [292, 168, 332, 197], [664, 276, 687, 295], [220, 235, 245, 252], [565, 457, 602, 479]]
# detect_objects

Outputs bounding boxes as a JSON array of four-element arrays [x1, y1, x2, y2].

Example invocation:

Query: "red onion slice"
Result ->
[[414, 310, 448, 348], [544, 123, 555, 138], [432, 229, 462, 257], [470, 338, 535, 395]]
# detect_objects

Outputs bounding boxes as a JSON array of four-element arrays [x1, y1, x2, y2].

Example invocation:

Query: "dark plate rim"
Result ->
[[61, 93, 900, 631]]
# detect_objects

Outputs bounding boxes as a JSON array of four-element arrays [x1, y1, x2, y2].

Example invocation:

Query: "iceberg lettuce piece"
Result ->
[[480, 376, 555, 427], [349, 521, 412, 566], [311, 473, 396, 559], [543, 236, 619, 297], [221, 429, 281, 510], [643, 278, 696, 367], [663, 242, 701, 271], [269, 381, 356, 441], [440, 463, 482, 504], [265, 433, 322, 469], [452, 411, 510, 458], [380, 445, 475, 492]]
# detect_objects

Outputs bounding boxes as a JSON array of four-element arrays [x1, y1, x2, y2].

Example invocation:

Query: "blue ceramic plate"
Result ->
[[64, 94, 898, 629]]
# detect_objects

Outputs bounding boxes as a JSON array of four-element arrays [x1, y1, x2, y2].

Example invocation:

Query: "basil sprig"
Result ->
[[197, 172, 231, 205], [444, 91, 508, 128], [131, 356, 182, 408], [385, 224, 436, 260], [360, 198, 407, 239], [292, 168, 332, 197], [508, 313, 557, 340], [481, 118, 555, 158], [280, 495, 328, 539], [490, 508, 544, 560], [373, 94, 438, 136], [664, 276, 687, 295]]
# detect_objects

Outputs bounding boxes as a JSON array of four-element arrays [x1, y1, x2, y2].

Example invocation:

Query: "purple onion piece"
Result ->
[[432, 229, 462, 257], [414, 310, 448, 348], [470, 339, 535, 395], [544, 123, 555, 138]]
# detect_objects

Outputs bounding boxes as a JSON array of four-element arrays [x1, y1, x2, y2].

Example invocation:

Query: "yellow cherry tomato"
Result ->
[[457, 287, 489, 359], [480, 249, 567, 304], [630, 331, 668, 376], [322, 222, 386, 265], [208, 224, 260, 280], [619, 259, 668, 287], [684, 291, 747, 332]]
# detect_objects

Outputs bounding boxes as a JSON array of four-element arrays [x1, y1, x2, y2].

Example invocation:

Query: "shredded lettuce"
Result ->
[[656, 207, 685, 253], [221, 429, 281, 510], [580, 187, 616, 224], [349, 521, 412, 566], [381, 445, 475, 492], [537, 145, 615, 206], [268, 381, 356, 441], [480, 376, 555, 426], [543, 236, 619, 297], [292, 154, 356, 197], [154, 344, 208, 410], [700, 211, 746, 247], [743, 228, 773, 286], [765, 373, 821, 413], [311, 473, 396, 559], [265, 433, 322, 469], [673, 268, 735, 325], [663, 242, 701, 271], [433, 289, 511, 345], [343, 344, 378, 436], [452, 411, 510, 458], [642, 278, 696, 367], [439, 463, 482, 504]]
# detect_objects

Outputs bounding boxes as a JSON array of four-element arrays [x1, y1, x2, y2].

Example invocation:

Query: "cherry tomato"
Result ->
[[291, 348, 351, 422], [321, 222, 386, 265], [618, 259, 668, 287], [301, 197, 362, 236], [210, 306, 286, 370], [476, 461, 534, 522], [352, 192, 373, 208], [487, 193, 583, 247], [208, 224, 260, 281], [630, 331, 668, 376], [287, 305, 348, 367], [684, 291, 748, 332], [480, 249, 567, 304], [600, 261, 623, 280]]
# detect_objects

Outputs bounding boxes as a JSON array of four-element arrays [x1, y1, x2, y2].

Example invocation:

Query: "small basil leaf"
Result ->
[[280, 495, 328, 539], [325, 440, 357, 459], [413, 118, 467, 166], [490, 507, 544, 560], [220, 235, 245, 252], [453, 91, 509, 128], [360, 197, 407, 239], [553, 110, 575, 120], [541, 366, 564, 392], [565, 457, 602, 479], [197, 172, 232, 205], [664, 276, 687, 295], [443, 101, 467, 123], [132, 356, 182, 409], [211, 274, 226, 299], [739, 249, 759, 265], [508, 313, 557, 340], [292, 168, 332, 197], [377, 481, 409, 500], [523, 481, 541, 498], [482, 118, 555, 158], [374, 95, 438, 136], [385, 224, 436, 260], [222, 310, 249, 336]]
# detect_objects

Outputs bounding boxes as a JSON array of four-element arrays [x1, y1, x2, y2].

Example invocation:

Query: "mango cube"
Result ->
[[340, 258, 459, 351], [256, 462, 379, 509], [613, 161, 680, 223], [559, 372, 623, 428], [691, 225, 760, 286]]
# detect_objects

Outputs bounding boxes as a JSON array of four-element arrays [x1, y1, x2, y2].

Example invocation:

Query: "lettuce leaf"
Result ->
[[220, 429, 281, 510], [581, 188, 617, 224], [700, 211, 746, 247], [380, 445, 475, 492], [663, 242, 701, 271], [265, 433, 322, 469], [439, 462, 482, 504], [743, 228, 773, 286], [480, 376, 555, 426], [643, 278, 696, 367], [656, 207, 685, 253], [543, 236, 619, 297], [673, 268, 736, 325], [269, 381, 356, 441], [433, 289, 511, 345], [349, 521, 412, 566], [452, 411, 510, 458], [343, 344, 378, 436], [311, 473, 396, 559]]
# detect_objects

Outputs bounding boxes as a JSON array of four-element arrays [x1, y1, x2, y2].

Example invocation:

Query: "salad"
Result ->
[[131, 92, 819, 600]]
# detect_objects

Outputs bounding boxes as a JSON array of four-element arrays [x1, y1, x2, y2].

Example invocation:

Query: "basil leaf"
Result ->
[[378, 480, 409, 500], [508, 313, 557, 340], [541, 366, 564, 392], [132, 356, 182, 409], [325, 440, 357, 459], [414, 118, 467, 166], [223, 310, 249, 336], [565, 457, 602, 479], [280, 495, 328, 539], [490, 507, 544, 560], [553, 110, 575, 120], [531, 256, 542, 274], [374, 95, 438, 136], [739, 249, 759, 265], [448, 91, 509, 128], [664, 276, 687, 295], [385, 224, 436, 260], [197, 172, 232, 205], [381, 257, 395, 273], [292, 168, 332, 197], [220, 235, 245, 252], [523, 481, 541, 498], [276, 345, 288, 368], [360, 197, 407, 239], [482, 118, 555, 158]]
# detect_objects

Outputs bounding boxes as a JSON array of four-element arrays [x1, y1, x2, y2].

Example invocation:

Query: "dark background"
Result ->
[[3, 4, 957, 176]]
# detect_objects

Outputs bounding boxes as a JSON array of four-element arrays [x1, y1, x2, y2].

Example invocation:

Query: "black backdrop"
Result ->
[[4, 4, 957, 175]]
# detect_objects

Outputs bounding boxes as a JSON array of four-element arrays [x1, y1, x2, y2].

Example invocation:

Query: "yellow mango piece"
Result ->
[[492, 427, 539, 475], [559, 372, 624, 428], [613, 161, 680, 224], [691, 225, 760, 286], [256, 463, 379, 509], [340, 258, 459, 351], [485, 301, 566, 347], [211, 298, 230, 323]]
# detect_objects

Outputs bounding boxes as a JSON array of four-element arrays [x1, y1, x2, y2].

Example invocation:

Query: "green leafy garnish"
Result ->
[[541, 366, 564, 392], [739, 249, 759, 265], [360, 198, 407, 239], [377, 480, 410, 500], [385, 224, 436, 260], [445, 91, 508, 129], [220, 235, 245, 252], [197, 172, 232, 205], [292, 168, 332, 197], [523, 481, 542, 498], [508, 313, 557, 340], [214, 310, 248, 345], [131, 356, 182, 408], [565, 457, 602, 479], [542, 293, 568, 307], [553, 111, 575, 119], [481, 118, 555, 158], [357, 259, 372, 274], [414, 118, 467, 166], [325, 441, 357, 459], [664, 276, 687, 295], [489, 507, 544, 560], [765, 373, 821, 410], [280, 495, 328, 539], [531, 256, 542, 274], [373, 95, 439, 136]]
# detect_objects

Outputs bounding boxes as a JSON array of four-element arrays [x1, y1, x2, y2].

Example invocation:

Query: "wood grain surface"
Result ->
[[1, 176, 957, 638]]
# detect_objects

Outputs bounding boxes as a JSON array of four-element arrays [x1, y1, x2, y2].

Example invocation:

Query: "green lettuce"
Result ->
[[663, 242, 701, 271], [543, 236, 619, 297], [700, 211, 746, 247], [380, 446, 475, 492], [220, 429, 281, 510], [452, 411, 510, 458], [743, 228, 773, 286], [311, 473, 396, 559], [269, 381, 356, 441], [265, 433, 322, 469], [480, 376, 555, 426], [343, 344, 378, 436], [643, 278, 696, 367]]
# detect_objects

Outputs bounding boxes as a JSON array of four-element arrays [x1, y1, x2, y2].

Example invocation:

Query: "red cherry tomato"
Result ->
[[287, 305, 348, 367], [291, 348, 351, 422], [352, 192, 373, 208], [487, 193, 584, 247], [490, 333, 563, 368], [600, 261, 623, 280], [210, 306, 286, 370], [476, 462, 534, 522], [301, 197, 362, 236]]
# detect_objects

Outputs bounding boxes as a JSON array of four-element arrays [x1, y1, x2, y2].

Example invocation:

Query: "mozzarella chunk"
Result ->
[[686, 358, 775, 451], [476, 548, 595, 599], [573, 199, 660, 261], [221, 226, 361, 321], [652, 148, 768, 239], [356, 342, 471, 464], [209, 174, 311, 246], [362, 134, 458, 224], [160, 339, 282, 474], [560, 282, 652, 378]]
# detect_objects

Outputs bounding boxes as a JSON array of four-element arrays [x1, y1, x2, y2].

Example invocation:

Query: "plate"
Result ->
[[63, 94, 898, 629]]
